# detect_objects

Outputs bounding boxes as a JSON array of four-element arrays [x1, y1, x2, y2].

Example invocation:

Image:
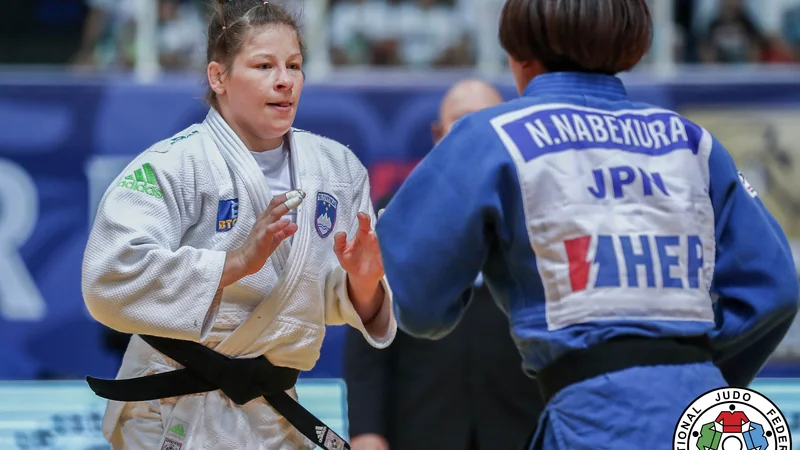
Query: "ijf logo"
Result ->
[[315, 425, 346, 449], [161, 437, 182, 450], [673, 387, 791, 450], [738, 171, 758, 198], [315, 192, 337, 238]]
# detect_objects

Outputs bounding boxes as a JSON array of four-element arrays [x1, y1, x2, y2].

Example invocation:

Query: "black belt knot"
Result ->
[[137, 335, 299, 405], [85, 335, 348, 449]]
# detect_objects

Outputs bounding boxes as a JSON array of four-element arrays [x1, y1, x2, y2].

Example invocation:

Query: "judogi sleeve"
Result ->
[[82, 149, 227, 342], [324, 164, 397, 349], [376, 116, 497, 340], [706, 134, 800, 386]]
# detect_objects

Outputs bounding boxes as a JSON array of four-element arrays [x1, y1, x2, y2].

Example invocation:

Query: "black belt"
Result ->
[[536, 336, 714, 404], [85, 335, 349, 450]]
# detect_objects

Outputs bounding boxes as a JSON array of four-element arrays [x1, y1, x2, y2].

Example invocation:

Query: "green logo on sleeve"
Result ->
[[117, 162, 163, 199], [168, 423, 185, 437]]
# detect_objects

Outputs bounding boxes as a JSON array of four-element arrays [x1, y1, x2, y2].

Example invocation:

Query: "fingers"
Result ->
[[264, 190, 305, 223], [285, 189, 306, 206], [263, 217, 292, 240], [266, 192, 288, 212], [333, 231, 347, 257], [357, 212, 372, 233], [272, 222, 298, 244], [284, 194, 303, 211]]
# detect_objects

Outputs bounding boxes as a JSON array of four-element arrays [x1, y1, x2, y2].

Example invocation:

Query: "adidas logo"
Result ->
[[170, 129, 198, 145], [118, 163, 163, 199], [315, 425, 326, 443], [168, 423, 185, 438]]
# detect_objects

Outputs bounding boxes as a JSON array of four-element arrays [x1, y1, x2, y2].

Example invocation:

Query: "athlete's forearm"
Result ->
[[219, 250, 248, 290], [347, 276, 385, 325]]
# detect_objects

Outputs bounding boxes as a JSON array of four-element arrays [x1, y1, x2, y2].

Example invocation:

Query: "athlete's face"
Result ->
[[210, 24, 304, 150]]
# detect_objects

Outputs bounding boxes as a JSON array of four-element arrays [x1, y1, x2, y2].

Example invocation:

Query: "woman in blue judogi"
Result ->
[[375, 0, 799, 448]]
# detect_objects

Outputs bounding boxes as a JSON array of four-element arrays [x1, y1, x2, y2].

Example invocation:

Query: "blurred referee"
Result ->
[[343, 79, 544, 450]]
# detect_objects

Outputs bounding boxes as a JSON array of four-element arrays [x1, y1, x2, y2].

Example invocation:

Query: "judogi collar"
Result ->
[[522, 72, 629, 101]]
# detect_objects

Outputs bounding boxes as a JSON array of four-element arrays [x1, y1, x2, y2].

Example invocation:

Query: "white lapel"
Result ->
[[203, 108, 295, 270], [208, 121, 318, 356]]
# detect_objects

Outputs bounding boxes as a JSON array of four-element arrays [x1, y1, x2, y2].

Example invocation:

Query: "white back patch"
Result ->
[[489, 103, 716, 330]]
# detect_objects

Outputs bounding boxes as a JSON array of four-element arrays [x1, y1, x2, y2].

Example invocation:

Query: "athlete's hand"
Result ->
[[220, 190, 304, 288], [334, 212, 386, 322], [350, 434, 389, 450], [334, 212, 384, 287]]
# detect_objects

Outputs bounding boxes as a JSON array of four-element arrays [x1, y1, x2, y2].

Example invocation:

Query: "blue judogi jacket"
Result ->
[[376, 72, 799, 387]]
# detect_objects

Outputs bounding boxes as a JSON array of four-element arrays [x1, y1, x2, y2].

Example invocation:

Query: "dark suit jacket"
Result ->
[[343, 192, 544, 450]]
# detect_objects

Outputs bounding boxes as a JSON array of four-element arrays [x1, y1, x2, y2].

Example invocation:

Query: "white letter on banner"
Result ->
[[0, 158, 46, 320]]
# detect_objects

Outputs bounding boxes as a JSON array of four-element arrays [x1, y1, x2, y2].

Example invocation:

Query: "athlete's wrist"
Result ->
[[347, 276, 383, 323], [219, 250, 248, 289]]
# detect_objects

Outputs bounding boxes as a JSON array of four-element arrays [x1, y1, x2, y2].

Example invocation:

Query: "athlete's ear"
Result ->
[[208, 61, 227, 96], [431, 121, 443, 144]]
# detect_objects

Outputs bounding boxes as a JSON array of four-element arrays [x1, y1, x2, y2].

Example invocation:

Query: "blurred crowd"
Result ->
[[2, 0, 800, 70]]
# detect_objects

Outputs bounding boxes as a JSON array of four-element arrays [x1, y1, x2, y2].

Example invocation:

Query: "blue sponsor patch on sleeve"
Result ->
[[216, 198, 239, 232]]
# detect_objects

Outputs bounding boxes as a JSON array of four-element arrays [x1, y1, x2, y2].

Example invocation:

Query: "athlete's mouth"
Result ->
[[267, 102, 292, 108]]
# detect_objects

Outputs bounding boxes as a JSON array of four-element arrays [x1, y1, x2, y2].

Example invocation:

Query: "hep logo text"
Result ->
[[564, 234, 703, 292]]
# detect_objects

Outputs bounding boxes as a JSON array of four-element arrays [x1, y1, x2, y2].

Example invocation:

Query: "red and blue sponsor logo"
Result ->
[[564, 234, 704, 292]]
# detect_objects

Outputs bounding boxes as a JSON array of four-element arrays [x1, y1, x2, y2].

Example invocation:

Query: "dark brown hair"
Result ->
[[205, 0, 304, 107], [499, 0, 653, 74]]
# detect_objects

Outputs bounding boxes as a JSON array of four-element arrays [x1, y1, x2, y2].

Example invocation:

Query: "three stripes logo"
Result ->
[[118, 162, 163, 199], [315, 426, 327, 443]]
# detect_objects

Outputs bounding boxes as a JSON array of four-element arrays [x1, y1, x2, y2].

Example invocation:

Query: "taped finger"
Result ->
[[286, 189, 306, 201], [284, 189, 306, 210], [268, 192, 288, 210], [284, 196, 302, 210]]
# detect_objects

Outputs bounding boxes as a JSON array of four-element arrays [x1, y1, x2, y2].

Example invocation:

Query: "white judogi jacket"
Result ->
[[82, 108, 397, 449]]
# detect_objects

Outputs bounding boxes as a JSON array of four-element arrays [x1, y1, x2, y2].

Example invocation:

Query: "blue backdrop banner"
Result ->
[[1, 73, 800, 380]]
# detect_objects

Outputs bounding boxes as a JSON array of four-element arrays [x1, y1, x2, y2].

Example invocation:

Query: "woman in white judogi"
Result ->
[[81, 1, 396, 448]]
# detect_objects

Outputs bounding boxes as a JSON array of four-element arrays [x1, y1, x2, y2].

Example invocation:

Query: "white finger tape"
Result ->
[[286, 189, 306, 200], [285, 196, 303, 210]]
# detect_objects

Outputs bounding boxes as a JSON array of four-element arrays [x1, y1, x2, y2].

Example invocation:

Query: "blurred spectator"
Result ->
[[395, 0, 472, 67], [672, 0, 699, 62], [328, 0, 400, 66], [71, 0, 136, 69], [329, 0, 472, 67], [117, 0, 206, 71], [6, 0, 800, 70], [72, 0, 205, 71], [784, 4, 800, 59], [692, 0, 800, 63], [698, 0, 763, 63], [759, 0, 800, 61]]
